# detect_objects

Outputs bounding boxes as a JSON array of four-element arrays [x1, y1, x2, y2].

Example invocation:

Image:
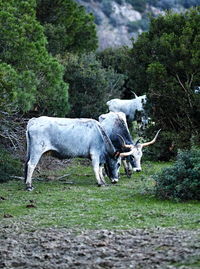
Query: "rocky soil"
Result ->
[[1, 224, 200, 268]]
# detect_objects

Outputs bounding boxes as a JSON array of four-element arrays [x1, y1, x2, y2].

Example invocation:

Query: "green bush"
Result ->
[[0, 147, 23, 183], [154, 148, 200, 201], [63, 52, 125, 119], [36, 0, 98, 55], [0, 0, 69, 116]]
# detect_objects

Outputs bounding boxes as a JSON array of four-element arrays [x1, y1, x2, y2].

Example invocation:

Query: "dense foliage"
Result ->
[[0, 146, 22, 183], [36, 0, 98, 56], [63, 52, 125, 119], [154, 148, 200, 201], [128, 8, 200, 156], [0, 0, 69, 116], [97, 47, 131, 96]]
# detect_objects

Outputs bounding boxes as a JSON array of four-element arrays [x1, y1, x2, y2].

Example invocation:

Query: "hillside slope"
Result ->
[[75, 0, 199, 50]]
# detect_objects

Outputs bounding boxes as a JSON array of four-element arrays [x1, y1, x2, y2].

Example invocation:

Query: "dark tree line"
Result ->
[[129, 8, 200, 153]]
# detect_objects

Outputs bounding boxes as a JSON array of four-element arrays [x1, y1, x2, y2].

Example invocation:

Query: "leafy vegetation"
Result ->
[[128, 8, 200, 158], [62, 52, 124, 119], [0, 146, 22, 183], [154, 148, 200, 201], [0, 0, 99, 118], [1, 160, 200, 230], [36, 0, 98, 56], [0, 0, 69, 116]]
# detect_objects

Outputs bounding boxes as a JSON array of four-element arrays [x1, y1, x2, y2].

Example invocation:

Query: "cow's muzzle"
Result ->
[[111, 178, 119, 184], [133, 168, 141, 172]]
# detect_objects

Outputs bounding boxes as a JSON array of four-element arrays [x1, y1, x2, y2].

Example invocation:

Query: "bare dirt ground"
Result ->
[[0, 225, 200, 269]]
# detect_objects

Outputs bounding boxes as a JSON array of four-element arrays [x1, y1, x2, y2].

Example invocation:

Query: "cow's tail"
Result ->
[[24, 130, 31, 182], [106, 100, 112, 106]]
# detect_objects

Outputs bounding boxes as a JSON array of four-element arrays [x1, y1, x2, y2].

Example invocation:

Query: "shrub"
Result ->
[[63, 52, 125, 119], [0, 147, 23, 183], [0, 0, 69, 116], [154, 148, 200, 201]]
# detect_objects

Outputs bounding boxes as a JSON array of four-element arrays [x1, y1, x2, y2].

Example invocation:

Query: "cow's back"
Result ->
[[107, 99, 134, 115], [99, 112, 133, 150], [27, 117, 104, 158]]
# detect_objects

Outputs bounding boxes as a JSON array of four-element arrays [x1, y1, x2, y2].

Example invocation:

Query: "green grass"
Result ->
[[0, 160, 200, 230], [172, 256, 200, 268]]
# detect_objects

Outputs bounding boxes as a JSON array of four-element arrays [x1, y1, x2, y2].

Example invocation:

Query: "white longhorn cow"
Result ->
[[24, 116, 134, 190], [99, 112, 161, 177], [106, 93, 147, 123]]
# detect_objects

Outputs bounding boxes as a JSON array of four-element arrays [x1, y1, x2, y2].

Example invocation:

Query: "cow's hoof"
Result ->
[[126, 171, 132, 178], [26, 186, 34, 191], [97, 183, 107, 187]]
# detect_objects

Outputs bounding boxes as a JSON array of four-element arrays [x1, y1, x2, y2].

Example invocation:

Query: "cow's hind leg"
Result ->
[[25, 152, 42, 191]]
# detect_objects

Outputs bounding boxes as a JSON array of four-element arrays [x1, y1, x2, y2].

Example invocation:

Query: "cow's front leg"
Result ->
[[93, 164, 106, 186], [122, 159, 132, 178], [91, 155, 106, 186], [99, 165, 106, 185]]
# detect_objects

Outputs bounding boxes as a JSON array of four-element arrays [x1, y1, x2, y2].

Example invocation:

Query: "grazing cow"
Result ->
[[106, 93, 147, 123], [120, 129, 161, 174], [99, 112, 161, 177], [24, 116, 133, 191], [99, 112, 134, 177]]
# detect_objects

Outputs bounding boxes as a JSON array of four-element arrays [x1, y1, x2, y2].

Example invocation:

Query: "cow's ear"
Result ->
[[114, 151, 120, 158], [134, 139, 141, 146]]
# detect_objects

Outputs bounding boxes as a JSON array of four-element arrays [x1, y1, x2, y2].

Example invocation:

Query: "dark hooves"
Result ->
[[26, 186, 34, 191], [97, 183, 107, 187], [127, 173, 132, 178]]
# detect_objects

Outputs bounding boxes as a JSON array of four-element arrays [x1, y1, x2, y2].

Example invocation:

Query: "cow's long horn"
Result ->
[[135, 138, 141, 146], [141, 129, 161, 148], [117, 134, 133, 149], [131, 91, 138, 98], [120, 146, 135, 157]]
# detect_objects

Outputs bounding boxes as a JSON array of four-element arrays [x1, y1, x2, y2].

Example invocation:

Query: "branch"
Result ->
[[175, 73, 187, 92], [175, 74, 193, 109], [188, 73, 194, 89]]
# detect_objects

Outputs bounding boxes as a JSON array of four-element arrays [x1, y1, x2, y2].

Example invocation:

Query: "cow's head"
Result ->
[[98, 124, 129, 184], [120, 129, 161, 173], [104, 152, 121, 184], [132, 92, 147, 112]]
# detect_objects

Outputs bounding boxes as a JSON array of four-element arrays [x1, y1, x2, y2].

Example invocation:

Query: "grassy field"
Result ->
[[0, 159, 200, 230]]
